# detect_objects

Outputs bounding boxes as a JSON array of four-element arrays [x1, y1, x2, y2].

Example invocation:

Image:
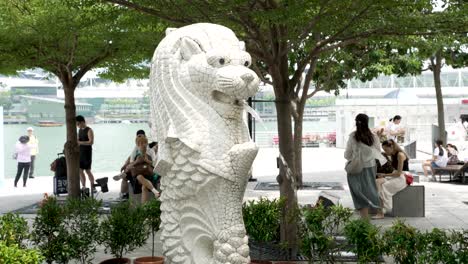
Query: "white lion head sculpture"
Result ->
[[149, 23, 260, 264], [150, 23, 259, 177]]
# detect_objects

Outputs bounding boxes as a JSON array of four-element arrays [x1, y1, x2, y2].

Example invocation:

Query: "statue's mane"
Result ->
[[149, 23, 240, 174]]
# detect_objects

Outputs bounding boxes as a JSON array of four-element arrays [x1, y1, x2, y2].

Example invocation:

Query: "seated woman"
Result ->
[[374, 139, 409, 219], [422, 139, 448, 180], [447, 143, 460, 165], [128, 136, 160, 203]]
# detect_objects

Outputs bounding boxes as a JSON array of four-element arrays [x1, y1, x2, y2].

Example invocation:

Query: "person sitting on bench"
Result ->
[[447, 144, 461, 165], [114, 130, 155, 199], [422, 139, 448, 181], [127, 136, 160, 203], [374, 139, 409, 219]]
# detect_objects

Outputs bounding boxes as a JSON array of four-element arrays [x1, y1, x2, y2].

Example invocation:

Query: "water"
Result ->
[[3, 124, 149, 178], [2, 121, 337, 178]]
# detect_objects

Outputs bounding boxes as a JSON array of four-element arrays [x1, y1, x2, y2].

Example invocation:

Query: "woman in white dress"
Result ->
[[374, 139, 409, 219]]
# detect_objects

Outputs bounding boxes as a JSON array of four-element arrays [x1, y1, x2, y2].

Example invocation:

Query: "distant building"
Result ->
[[0, 72, 58, 97], [21, 95, 92, 124], [334, 68, 468, 150]]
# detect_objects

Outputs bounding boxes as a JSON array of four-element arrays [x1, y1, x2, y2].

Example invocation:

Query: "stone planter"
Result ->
[[134, 256, 165, 264], [99, 257, 131, 264]]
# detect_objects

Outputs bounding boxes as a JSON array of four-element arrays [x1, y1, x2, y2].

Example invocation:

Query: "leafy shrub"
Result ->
[[64, 198, 102, 264], [0, 213, 29, 248], [100, 201, 148, 259], [383, 219, 422, 264], [0, 241, 43, 264], [242, 197, 284, 242], [300, 203, 353, 262], [344, 218, 383, 263], [31, 195, 73, 264], [418, 228, 456, 263], [450, 230, 468, 263]]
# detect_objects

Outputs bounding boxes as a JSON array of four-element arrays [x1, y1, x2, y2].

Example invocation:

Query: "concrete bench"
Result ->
[[391, 185, 425, 217], [433, 164, 466, 182]]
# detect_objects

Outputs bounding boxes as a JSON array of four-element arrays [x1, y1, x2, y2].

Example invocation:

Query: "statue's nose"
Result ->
[[241, 73, 254, 83]]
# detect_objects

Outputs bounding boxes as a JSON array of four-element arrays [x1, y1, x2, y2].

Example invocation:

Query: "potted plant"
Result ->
[[243, 197, 283, 243], [134, 199, 164, 264], [300, 203, 353, 263], [0, 213, 44, 263], [100, 201, 148, 264], [31, 194, 74, 264], [344, 219, 384, 263], [418, 228, 456, 263], [0, 242, 44, 264], [382, 219, 422, 264], [64, 197, 102, 264], [0, 213, 29, 248]]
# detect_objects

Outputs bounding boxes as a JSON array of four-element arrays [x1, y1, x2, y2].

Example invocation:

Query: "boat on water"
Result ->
[[35, 120, 63, 127]]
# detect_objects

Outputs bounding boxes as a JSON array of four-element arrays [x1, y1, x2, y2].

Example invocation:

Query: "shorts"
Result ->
[[430, 161, 440, 168], [79, 148, 92, 170]]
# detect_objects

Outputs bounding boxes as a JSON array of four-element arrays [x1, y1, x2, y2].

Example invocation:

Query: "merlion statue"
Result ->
[[149, 23, 260, 264]]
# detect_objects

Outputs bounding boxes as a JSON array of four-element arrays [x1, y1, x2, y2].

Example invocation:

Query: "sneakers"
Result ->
[[113, 172, 126, 181], [119, 193, 129, 200]]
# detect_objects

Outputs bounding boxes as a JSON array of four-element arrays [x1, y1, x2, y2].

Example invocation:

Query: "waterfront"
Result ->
[[2, 121, 337, 178], [3, 123, 149, 178]]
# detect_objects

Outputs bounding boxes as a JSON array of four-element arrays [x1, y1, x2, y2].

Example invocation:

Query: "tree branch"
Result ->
[[306, 86, 322, 99], [66, 33, 78, 68], [300, 57, 318, 104], [252, 60, 272, 85], [103, 0, 193, 24], [73, 50, 112, 86]]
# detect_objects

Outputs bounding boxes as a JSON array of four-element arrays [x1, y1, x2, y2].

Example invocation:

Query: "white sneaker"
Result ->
[[113, 172, 126, 181]]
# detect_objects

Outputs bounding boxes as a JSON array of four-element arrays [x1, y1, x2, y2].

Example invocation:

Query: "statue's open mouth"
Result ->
[[212, 90, 244, 107]]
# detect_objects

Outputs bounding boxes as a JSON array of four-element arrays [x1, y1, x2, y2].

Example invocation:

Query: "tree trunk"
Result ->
[[432, 50, 446, 144], [293, 104, 304, 187], [61, 77, 81, 198], [275, 99, 298, 257]]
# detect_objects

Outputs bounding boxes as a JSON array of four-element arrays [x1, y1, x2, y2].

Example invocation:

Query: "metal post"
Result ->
[[247, 97, 253, 139], [247, 97, 257, 182]]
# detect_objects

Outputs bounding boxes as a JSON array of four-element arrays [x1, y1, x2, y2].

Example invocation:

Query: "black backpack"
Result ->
[[51, 154, 67, 178]]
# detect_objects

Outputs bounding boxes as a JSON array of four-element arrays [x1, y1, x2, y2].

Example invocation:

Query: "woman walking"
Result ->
[[344, 113, 382, 218], [14, 135, 31, 187]]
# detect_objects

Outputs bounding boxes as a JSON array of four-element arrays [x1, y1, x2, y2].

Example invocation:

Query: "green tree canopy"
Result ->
[[105, 0, 468, 252], [0, 0, 164, 197]]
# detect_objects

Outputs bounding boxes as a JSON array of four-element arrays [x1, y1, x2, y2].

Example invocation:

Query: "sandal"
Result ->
[[371, 215, 385, 220]]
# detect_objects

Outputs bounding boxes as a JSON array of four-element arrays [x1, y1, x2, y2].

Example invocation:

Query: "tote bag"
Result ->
[[345, 146, 363, 174]]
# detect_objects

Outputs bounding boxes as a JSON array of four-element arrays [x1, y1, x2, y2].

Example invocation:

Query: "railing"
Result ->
[[254, 131, 336, 148]]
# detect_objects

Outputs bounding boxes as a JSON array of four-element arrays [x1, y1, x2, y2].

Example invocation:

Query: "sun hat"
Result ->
[[19, 135, 30, 144]]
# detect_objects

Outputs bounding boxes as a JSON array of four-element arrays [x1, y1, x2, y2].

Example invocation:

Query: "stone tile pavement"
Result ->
[[0, 147, 467, 262]]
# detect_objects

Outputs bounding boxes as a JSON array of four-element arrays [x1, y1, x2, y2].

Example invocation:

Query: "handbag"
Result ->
[[12, 153, 17, 160], [345, 146, 363, 174], [404, 172, 414, 185], [130, 155, 154, 177]]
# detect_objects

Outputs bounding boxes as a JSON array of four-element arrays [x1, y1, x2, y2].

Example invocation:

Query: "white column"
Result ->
[[0, 107, 4, 187]]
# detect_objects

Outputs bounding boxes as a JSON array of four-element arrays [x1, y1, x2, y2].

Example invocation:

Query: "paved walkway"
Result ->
[[0, 147, 467, 262]]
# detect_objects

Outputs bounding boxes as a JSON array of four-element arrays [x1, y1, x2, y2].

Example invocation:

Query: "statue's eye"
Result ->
[[244, 61, 250, 67], [219, 58, 225, 65]]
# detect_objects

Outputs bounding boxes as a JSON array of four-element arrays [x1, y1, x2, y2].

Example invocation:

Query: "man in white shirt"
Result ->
[[27, 127, 39, 179]]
